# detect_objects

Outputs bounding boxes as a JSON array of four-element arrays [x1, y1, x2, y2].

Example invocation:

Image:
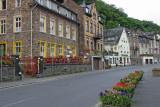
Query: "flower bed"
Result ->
[[99, 71, 144, 107], [152, 68, 160, 76]]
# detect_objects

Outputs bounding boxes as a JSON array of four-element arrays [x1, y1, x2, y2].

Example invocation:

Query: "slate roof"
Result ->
[[103, 26, 125, 45], [80, 2, 92, 14]]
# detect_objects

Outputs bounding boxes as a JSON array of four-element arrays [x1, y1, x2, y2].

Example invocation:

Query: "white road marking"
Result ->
[[2, 97, 34, 107]]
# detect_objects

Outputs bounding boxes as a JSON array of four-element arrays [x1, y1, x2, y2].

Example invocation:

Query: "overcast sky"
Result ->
[[103, 0, 160, 26]]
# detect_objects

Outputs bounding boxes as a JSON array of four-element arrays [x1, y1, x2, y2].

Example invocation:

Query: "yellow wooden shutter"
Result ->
[[54, 43, 56, 56], [45, 41, 47, 57], [13, 41, 15, 55], [14, 18, 16, 32], [44, 18, 46, 32]]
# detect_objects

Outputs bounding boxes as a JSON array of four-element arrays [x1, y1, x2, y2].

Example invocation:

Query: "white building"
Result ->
[[103, 26, 131, 66]]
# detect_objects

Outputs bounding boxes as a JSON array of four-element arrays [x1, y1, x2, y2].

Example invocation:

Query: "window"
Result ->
[[72, 28, 76, 40], [0, 0, 6, 10], [59, 44, 64, 55], [72, 46, 76, 56], [97, 26, 99, 35], [0, 20, 6, 34], [50, 21, 55, 35], [100, 28, 102, 35], [91, 40, 93, 50], [47, 0, 51, 9], [40, 41, 47, 58], [94, 24, 96, 34], [40, 16, 46, 32], [59, 24, 63, 37], [98, 42, 99, 50], [142, 44, 143, 48], [13, 41, 22, 58], [93, 13, 96, 19], [66, 26, 70, 39], [50, 43, 56, 57], [87, 38, 89, 48], [14, 17, 21, 32], [86, 21, 89, 32], [0, 42, 7, 56], [85, 8, 89, 13], [66, 45, 70, 54], [90, 23, 92, 33], [101, 42, 102, 51], [16, 0, 21, 7]]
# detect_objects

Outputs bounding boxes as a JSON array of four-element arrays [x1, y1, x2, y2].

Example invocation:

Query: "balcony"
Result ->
[[131, 46, 139, 51], [104, 51, 118, 56], [93, 34, 102, 39]]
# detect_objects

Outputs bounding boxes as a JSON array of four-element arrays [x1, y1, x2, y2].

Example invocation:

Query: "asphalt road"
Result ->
[[0, 64, 159, 107]]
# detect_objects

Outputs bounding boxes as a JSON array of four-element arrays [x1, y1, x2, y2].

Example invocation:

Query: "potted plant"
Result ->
[[99, 90, 132, 107], [116, 63, 118, 67], [108, 64, 112, 69], [152, 68, 160, 76]]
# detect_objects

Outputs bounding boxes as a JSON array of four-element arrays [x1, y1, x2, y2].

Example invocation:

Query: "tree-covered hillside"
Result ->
[[72, 0, 160, 33]]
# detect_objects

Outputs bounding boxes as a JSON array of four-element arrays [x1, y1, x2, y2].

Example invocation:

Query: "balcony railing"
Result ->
[[93, 34, 102, 39], [131, 46, 139, 50], [104, 51, 118, 56]]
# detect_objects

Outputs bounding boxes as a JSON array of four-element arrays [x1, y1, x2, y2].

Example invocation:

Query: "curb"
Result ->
[[94, 102, 102, 107]]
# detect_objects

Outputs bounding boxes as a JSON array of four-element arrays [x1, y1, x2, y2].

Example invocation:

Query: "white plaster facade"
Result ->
[[104, 28, 131, 66]]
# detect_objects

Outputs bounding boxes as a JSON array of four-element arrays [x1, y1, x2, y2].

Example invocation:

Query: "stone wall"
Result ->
[[39, 63, 92, 77], [0, 66, 15, 82]]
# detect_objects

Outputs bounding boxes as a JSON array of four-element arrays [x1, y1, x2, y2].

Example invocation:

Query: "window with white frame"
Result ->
[[1, 20, 6, 34], [59, 45, 63, 55], [15, 42, 21, 56], [41, 42, 45, 57], [50, 21, 54, 35], [86, 21, 89, 32], [66, 26, 70, 39], [15, 17, 21, 32], [66, 46, 70, 53], [94, 24, 96, 34], [1, 0, 7, 10], [16, 0, 21, 7], [59, 24, 63, 37], [91, 40, 93, 50], [40, 17, 45, 32], [90, 23, 92, 33], [72, 47, 76, 56], [51, 43, 55, 57]]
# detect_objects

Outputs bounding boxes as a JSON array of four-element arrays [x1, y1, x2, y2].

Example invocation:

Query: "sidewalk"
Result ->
[[131, 70, 160, 107], [0, 66, 130, 90]]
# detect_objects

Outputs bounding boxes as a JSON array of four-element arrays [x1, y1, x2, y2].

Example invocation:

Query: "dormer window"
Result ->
[[99, 17, 101, 21], [86, 8, 89, 13], [47, 0, 51, 9]]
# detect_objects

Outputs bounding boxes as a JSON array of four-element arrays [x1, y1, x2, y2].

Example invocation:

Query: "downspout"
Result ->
[[31, 4, 37, 59]]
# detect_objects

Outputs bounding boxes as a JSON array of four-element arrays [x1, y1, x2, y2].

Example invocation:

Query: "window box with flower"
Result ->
[[152, 68, 160, 76]]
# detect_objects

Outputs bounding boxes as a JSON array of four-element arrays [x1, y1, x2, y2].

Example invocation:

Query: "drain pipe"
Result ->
[[31, 4, 37, 59]]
